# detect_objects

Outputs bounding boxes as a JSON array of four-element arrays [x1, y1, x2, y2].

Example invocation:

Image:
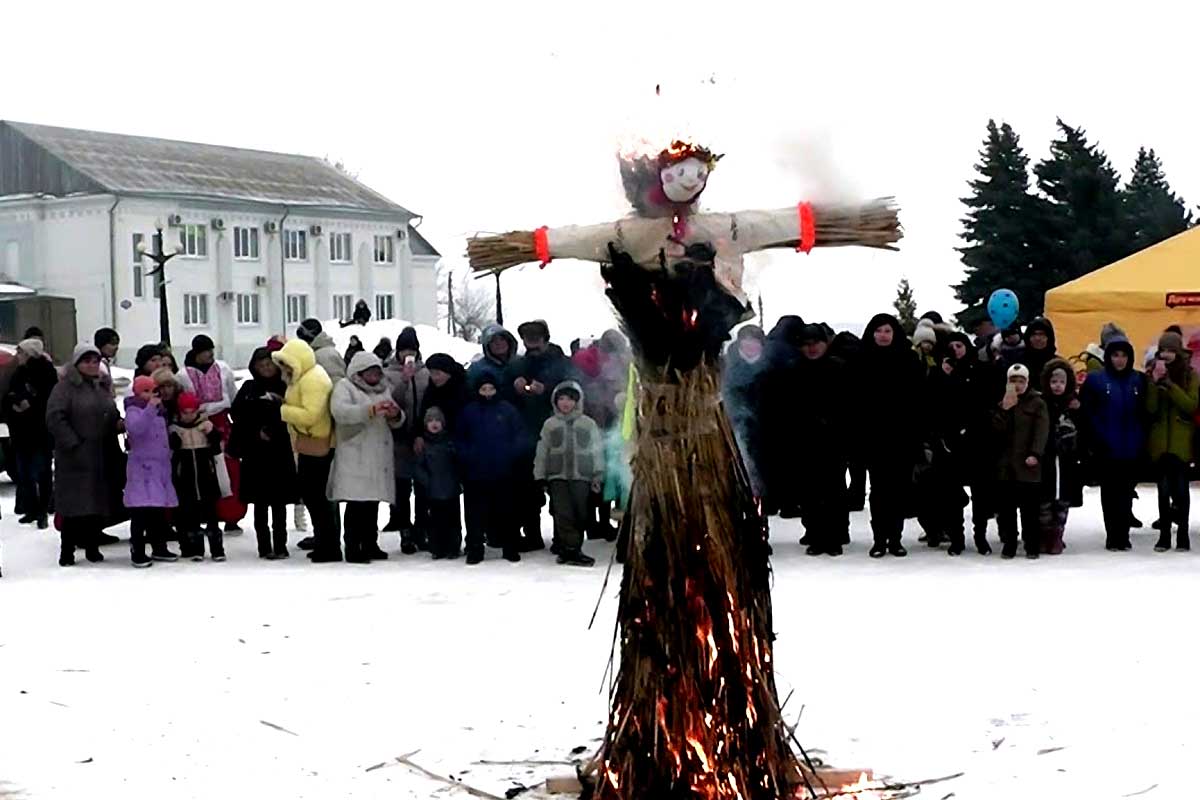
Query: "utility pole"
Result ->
[[138, 222, 182, 345], [447, 271, 456, 335], [757, 293, 764, 323]]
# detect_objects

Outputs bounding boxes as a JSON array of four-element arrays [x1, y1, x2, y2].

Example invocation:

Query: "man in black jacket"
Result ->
[[507, 319, 579, 552]]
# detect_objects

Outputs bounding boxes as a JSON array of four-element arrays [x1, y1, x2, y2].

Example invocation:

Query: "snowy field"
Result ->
[[1, 482, 1196, 800]]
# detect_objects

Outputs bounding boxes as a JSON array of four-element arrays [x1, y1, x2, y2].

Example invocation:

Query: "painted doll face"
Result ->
[[660, 156, 710, 204]]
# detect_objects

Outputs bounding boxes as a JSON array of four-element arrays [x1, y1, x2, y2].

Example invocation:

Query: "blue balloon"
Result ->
[[987, 289, 1019, 330]]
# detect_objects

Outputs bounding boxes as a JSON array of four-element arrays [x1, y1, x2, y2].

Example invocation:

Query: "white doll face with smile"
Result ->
[[660, 156, 710, 204]]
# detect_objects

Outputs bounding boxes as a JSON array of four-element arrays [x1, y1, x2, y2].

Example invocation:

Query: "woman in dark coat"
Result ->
[[421, 353, 469, 432], [3, 338, 59, 527], [858, 313, 925, 558], [45, 344, 123, 566], [230, 347, 299, 559]]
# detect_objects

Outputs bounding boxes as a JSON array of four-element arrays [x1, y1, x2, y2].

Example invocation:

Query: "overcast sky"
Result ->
[[4, 0, 1197, 342]]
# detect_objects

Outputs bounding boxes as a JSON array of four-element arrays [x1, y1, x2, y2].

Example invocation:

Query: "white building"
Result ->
[[0, 120, 439, 366]]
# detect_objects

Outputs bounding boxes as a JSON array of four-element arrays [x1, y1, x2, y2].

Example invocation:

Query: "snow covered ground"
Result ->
[[0, 483, 1196, 799]]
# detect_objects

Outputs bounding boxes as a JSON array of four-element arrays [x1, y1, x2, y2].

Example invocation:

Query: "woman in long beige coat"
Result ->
[[327, 352, 404, 563]]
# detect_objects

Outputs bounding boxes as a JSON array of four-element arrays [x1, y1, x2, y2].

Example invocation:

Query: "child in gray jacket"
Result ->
[[534, 381, 604, 566]]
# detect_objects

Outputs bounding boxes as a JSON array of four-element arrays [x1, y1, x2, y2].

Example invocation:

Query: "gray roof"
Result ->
[[1, 121, 414, 216], [408, 227, 441, 257]]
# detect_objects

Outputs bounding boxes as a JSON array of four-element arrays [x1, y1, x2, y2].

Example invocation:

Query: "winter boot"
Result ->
[[131, 550, 152, 568], [1154, 530, 1172, 552], [59, 536, 75, 567], [36, 516, 48, 530], [361, 531, 389, 561], [503, 548, 521, 562], [399, 529, 418, 555], [557, 550, 596, 567], [1026, 550, 1040, 559], [18, 514, 36, 525], [308, 548, 344, 563], [947, 534, 966, 557], [466, 548, 485, 565], [826, 544, 844, 557], [187, 533, 205, 562], [257, 528, 273, 559], [296, 536, 316, 551], [1152, 517, 1165, 531], [346, 531, 370, 564], [208, 531, 226, 562], [974, 533, 992, 556], [224, 521, 242, 535], [151, 544, 179, 562], [1001, 541, 1018, 559], [84, 546, 104, 563], [806, 544, 824, 556], [888, 540, 908, 558], [272, 528, 289, 559], [868, 541, 887, 559], [96, 532, 121, 547]]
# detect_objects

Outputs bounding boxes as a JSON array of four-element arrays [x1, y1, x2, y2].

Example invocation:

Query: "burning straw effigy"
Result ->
[[468, 142, 901, 799]]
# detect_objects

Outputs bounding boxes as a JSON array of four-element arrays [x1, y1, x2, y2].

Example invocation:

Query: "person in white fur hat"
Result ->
[[992, 362, 1049, 559]]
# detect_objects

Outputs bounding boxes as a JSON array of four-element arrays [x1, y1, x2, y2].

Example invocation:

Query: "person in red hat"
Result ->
[[168, 392, 225, 561]]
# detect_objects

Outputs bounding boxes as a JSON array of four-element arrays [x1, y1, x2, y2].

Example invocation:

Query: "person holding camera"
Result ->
[[383, 327, 430, 553], [1145, 331, 1198, 552]]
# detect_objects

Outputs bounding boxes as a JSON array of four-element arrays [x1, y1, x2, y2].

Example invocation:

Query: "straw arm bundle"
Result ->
[[466, 198, 901, 275]]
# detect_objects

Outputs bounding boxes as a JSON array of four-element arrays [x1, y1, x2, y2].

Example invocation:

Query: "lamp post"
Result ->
[[138, 220, 182, 346]]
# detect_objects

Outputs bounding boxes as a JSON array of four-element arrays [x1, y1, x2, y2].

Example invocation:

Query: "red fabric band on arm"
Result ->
[[798, 202, 816, 254], [533, 226, 551, 267]]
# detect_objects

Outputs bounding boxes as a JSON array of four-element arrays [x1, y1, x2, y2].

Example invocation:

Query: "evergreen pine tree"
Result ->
[[1123, 147, 1193, 253], [1035, 119, 1130, 284], [893, 278, 918, 334], [955, 120, 1051, 326]]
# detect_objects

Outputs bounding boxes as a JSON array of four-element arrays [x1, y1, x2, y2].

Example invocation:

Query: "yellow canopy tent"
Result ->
[[1045, 226, 1200, 363]]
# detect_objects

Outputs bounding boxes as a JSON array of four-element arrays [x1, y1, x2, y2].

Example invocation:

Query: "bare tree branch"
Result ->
[[438, 263, 494, 343]]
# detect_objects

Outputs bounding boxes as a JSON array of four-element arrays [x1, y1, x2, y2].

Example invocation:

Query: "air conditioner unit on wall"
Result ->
[[309, 224, 323, 236], [211, 218, 225, 231], [167, 214, 184, 227], [263, 221, 278, 234], [255, 276, 270, 287], [218, 291, 235, 303]]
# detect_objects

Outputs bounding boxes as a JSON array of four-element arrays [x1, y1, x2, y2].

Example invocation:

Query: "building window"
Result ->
[[286, 294, 309, 325], [373, 235, 394, 264], [132, 233, 145, 298], [332, 294, 354, 321], [184, 293, 209, 326], [284, 229, 308, 261], [234, 226, 260, 260], [236, 293, 261, 326], [177, 224, 208, 257], [375, 293, 395, 321], [329, 232, 353, 264]]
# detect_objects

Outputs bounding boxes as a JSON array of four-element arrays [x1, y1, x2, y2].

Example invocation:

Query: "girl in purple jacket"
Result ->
[[124, 376, 180, 567]]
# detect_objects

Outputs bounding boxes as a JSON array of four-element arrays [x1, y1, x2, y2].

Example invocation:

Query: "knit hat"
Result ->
[[177, 392, 200, 413], [191, 334, 215, 354], [266, 335, 286, 352], [93, 327, 120, 349], [395, 326, 420, 354], [919, 310, 944, 325], [135, 343, 162, 373], [133, 375, 156, 395], [912, 321, 937, 347], [424, 406, 447, 426], [1159, 331, 1188, 354], [1100, 322, 1127, 348], [23, 326, 44, 341], [517, 319, 550, 341], [17, 338, 45, 359], [474, 370, 499, 392], [72, 343, 101, 364], [1007, 363, 1030, 381], [296, 318, 323, 343], [425, 353, 459, 374], [799, 323, 830, 344]]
